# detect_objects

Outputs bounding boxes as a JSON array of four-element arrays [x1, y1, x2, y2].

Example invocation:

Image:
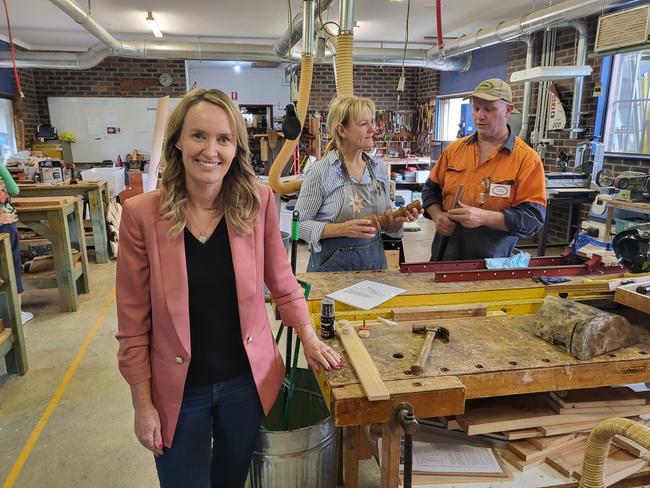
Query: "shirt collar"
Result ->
[[466, 125, 515, 153], [325, 149, 380, 170]]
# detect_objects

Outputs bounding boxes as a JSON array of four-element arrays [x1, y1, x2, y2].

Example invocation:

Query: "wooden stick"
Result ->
[[336, 322, 390, 401]]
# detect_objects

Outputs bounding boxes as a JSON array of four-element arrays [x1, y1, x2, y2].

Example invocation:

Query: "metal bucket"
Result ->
[[246, 368, 337, 488]]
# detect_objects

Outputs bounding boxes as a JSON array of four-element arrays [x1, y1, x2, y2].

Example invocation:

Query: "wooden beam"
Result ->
[[391, 304, 488, 322], [336, 323, 390, 401]]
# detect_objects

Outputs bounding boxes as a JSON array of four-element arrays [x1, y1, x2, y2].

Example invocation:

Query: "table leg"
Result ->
[[69, 199, 90, 294], [343, 426, 360, 488], [537, 205, 551, 257], [0, 237, 27, 375], [605, 206, 614, 242], [47, 209, 79, 312], [381, 421, 402, 488], [88, 188, 109, 263]]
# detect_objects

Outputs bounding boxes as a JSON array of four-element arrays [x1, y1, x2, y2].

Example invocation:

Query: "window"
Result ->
[[0, 98, 16, 165], [603, 49, 650, 155], [436, 95, 472, 141]]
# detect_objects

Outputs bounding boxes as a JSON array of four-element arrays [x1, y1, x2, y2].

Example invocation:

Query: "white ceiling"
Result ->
[[1, 0, 541, 53]]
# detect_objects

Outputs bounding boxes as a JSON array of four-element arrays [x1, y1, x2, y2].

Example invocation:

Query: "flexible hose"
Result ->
[[334, 32, 354, 97], [579, 417, 650, 488], [268, 54, 314, 195]]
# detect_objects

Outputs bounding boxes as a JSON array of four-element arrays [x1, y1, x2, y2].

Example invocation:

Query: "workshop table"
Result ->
[[0, 233, 27, 375], [14, 196, 90, 312], [602, 196, 650, 240], [18, 181, 110, 263], [299, 270, 552, 321], [320, 314, 650, 488]]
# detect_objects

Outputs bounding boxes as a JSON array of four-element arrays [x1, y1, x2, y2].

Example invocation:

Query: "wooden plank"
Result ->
[[616, 281, 650, 315], [549, 388, 647, 409], [539, 420, 600, 437], [503, 428, 545, 440], [529, 433, 579, 451], [381, 421, 401, 488], [330, 376, 465, 426], [507, 434, 586, 462], [545, 439, 588, 477], [391, 304, 488, 321], [456, 395, 650, 436], [336, 323, 390, 401], [343, 426, 360, 488], [501, 448, 545, 471], [612, 435, 650, 459]]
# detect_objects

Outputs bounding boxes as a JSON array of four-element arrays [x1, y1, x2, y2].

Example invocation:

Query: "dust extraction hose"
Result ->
[[268, 54, 314, 195], [578, 417, 650, 488], [334, 32, 354, 97]]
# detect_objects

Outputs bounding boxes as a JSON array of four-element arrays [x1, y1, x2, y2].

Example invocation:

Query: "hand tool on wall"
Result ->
[[410, 325, 450, 375], [435, 184, 464, 261]]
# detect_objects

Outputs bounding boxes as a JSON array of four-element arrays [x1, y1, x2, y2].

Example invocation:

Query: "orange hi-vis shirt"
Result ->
[[429, 132, 547, 213]]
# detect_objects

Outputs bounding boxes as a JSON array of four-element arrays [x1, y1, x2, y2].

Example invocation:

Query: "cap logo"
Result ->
[[478, 81, 495, 90]]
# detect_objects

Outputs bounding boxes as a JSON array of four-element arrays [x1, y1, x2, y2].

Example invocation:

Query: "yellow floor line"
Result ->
[[2, 290, 116, 488]]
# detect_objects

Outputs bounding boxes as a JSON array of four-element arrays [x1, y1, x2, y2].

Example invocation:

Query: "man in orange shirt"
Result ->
[[422, 78, 547, 261]]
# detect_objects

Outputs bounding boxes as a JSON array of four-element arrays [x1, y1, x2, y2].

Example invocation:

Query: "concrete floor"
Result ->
[[0, 216, 556, 487], [0, 218, 438, 488]]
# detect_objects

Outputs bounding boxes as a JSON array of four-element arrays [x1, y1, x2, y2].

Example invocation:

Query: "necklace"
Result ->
[[186, 207, 220, 244]]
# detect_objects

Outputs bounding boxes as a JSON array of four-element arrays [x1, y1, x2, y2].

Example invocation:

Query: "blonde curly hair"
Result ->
[[323, 95, 376, 155], [160, 88, 260, 237]]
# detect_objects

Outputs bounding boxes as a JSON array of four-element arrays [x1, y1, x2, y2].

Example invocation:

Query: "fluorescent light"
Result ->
[[510, 65, 593, 83], [146, 11, 163, 38], [234, 63, 241, 73]]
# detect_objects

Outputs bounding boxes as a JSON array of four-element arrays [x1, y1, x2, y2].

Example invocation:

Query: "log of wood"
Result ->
[[533, 296, 638, 360], [371, 200, 422, 228]]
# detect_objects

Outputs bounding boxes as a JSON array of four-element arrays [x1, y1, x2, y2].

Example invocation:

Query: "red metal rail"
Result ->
[[400, 256, 627, 283], [400, 255, 571, 273]]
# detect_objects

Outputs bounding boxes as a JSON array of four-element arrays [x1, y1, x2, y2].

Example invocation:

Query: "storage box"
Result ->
[[80, 167, 126, 198], [615, 216, 649, 234]]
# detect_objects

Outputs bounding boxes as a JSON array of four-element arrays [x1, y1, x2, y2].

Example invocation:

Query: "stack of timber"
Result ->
[[445, 387, 650, 485]]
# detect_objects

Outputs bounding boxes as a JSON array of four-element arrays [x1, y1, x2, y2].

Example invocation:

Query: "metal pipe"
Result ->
[[49, 0, 123, 52], [567, 20, 588, 139], [302, 0, 316, 57], [426, 0, 633, 60], [273, 0, 335, 58], [339, 0, 355, 33], [518, 35, 535, 140]]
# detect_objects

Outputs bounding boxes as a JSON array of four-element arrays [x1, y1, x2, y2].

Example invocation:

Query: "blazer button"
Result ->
[[247, 336, 253, 344], [175, 356, 184, 364]]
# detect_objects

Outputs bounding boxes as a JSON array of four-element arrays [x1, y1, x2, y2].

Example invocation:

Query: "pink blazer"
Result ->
[[116, 184, 310, 447]]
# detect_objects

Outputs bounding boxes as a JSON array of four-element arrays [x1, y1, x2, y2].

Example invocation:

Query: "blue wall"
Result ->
[[439, 44, 508, 95], [0, 41, 15, 95]]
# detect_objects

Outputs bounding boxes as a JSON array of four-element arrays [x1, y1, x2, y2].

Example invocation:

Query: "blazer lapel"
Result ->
[[155, 216, 191, 354], [227, 219, 257, 331]]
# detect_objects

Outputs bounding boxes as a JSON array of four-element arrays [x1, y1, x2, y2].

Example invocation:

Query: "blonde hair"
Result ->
[[160, 88, 260, 237], [323, 95, 376, 155]]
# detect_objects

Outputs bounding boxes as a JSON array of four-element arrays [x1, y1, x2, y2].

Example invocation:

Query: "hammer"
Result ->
[[411, 325, 450, 375]]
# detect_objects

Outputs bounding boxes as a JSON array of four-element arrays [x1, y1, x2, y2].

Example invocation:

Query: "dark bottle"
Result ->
[[320, 298, 335, 339]]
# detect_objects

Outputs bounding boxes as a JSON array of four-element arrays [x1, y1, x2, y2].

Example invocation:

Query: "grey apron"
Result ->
[[307, 157, 388, 272]]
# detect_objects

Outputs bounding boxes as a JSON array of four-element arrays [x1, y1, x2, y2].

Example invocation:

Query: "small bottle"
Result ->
[[320, 298, 335, 339]]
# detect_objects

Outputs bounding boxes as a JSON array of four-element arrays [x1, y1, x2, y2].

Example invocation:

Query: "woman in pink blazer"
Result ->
[[116, 88, 342, 488]]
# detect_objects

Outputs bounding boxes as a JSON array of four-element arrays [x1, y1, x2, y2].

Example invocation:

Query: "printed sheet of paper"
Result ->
[[378, 440, 503, 474], [326, 280, 406, 310]]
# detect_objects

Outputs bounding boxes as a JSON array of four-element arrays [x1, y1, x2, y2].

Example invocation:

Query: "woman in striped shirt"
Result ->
[[295, 96, 419, 272]]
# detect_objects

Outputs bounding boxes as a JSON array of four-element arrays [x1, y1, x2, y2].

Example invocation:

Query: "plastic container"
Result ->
[[615, 216, 649, 234], [80, 167, 126, 198]]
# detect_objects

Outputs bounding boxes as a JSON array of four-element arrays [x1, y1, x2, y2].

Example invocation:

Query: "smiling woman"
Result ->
[[115, 89, 343, 488]]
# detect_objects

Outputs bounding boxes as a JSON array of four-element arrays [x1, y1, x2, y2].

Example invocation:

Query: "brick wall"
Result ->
[[18, 57, 187, 145], [507, 15, 650, 243], [307, 64, 420, 112], [13, 69, 39, 149]]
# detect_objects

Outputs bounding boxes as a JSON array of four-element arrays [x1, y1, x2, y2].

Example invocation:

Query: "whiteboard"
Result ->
[[47, 97, 181, 162]]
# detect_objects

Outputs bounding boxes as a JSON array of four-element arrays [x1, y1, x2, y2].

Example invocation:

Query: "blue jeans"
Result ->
[[155, 373, 263, 488]]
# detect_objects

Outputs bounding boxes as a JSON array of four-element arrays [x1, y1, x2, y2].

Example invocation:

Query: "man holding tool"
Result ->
[[422, 78, 547, 261]]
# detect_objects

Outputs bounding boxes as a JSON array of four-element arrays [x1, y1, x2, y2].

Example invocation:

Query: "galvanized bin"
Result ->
[[247, 368, 337, 488]]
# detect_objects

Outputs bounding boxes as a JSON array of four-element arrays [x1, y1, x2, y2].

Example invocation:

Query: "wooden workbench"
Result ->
[[0, 233, 27, 375], [602, 196, 650, 239], [14, 196, 90, 312], [18, 181, 110, 263], [323, 314, 650, 488]]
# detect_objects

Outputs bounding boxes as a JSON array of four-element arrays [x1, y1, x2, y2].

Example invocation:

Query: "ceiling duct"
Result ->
[[426, 0, 637, 60]]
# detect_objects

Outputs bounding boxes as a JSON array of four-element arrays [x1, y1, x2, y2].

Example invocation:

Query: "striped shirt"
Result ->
[[295, 150, 401, 253]]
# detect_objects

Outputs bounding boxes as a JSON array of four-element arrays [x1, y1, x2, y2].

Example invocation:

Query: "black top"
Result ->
[[184, 219, 250, 385]]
